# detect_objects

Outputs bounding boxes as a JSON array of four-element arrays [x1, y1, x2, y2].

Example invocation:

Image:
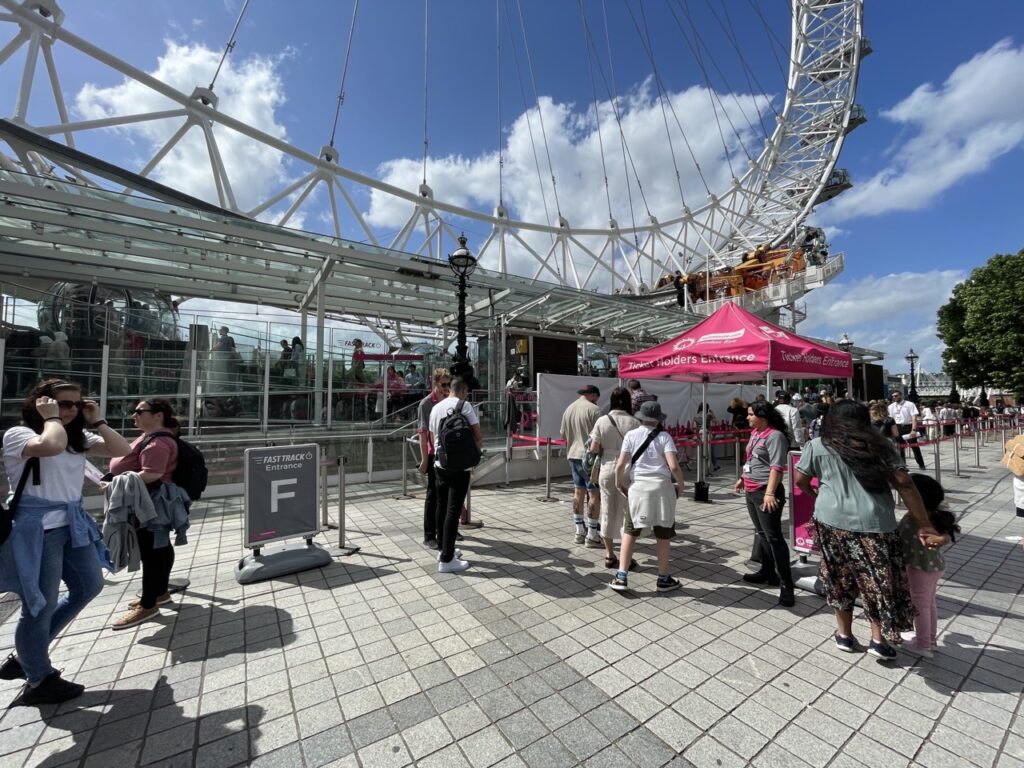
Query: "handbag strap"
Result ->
[[630, 425, 662, 466], [7, 456, 40, 514]]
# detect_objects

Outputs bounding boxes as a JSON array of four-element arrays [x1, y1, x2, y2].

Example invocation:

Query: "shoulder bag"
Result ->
[[0, 457, 41, 547]]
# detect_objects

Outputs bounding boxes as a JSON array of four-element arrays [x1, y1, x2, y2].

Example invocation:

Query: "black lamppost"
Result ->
[[947, 356, 960, 404], [905, 348, 919, 403], [448, 233, 477, 366], [838, 332, 854, 399]]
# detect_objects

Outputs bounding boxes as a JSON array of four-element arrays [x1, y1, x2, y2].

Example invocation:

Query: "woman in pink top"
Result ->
[[107, 398, 180, 630]]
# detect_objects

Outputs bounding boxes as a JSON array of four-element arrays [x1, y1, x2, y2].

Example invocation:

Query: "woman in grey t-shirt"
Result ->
[[734, 401, 793, 606]]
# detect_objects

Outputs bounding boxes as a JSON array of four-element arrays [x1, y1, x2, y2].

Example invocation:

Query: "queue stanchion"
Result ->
[[734, 434, 742, 479], [321, 460, 337, 531], [932, 437, 941, 484], [538, 438, 559, 503], [394, 437, 415, 500], [952, 426, 963, 477], [503, 434, 512, 487], [974, 423, 982, 468], [460, 463, 484, 529], [329, 456, 359, 557]]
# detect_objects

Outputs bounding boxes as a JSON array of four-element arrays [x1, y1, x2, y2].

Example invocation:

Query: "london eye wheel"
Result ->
[[0, 0, 866, 320]]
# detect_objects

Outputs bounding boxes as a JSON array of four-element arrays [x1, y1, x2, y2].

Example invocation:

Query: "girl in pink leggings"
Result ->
[[898, 474, 960, 657]]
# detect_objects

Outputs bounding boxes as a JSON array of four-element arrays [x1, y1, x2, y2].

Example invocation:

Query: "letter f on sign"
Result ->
[[270, 478, 298, 513]]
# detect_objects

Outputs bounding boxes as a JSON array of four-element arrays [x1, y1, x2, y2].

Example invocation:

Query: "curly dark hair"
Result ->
[[910, 473, 961, 541], [749, 400, 793, 446], [21, 378, 88, 453], [609, 386, 631, 412], [821, 400, 900, 493]]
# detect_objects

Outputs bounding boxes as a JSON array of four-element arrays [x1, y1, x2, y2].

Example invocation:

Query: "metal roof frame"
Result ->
[[0, 167, 703, 347]]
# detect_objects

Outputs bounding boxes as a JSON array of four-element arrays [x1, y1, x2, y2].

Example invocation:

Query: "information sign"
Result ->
[[244, 444, 320, 548]]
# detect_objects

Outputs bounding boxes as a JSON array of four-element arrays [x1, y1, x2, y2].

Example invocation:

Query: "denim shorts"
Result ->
[[568, 459, 597, 490]]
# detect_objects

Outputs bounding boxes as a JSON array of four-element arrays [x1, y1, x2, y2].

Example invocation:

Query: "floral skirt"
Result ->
[[814, 519, 916, 643]]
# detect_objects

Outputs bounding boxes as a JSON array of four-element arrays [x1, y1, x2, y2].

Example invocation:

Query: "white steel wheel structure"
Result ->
[[0, 0, 865, 320]]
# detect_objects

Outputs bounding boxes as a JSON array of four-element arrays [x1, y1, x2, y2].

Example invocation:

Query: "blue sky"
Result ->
[[3, 1, 1023, 373]]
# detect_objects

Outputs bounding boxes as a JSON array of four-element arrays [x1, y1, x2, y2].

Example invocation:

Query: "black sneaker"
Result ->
[[778, 586, 796, 607], [867, 639, 897, 661], [656, 576, 681, 593], [609, 575, 629, 592], [742, 571, 780, 586], [455, 532, 464, 542], [0, 653, 25, 681], [12, 672, 84, 706], [423, 537, 439, 550], [834, 632, 857, 653]]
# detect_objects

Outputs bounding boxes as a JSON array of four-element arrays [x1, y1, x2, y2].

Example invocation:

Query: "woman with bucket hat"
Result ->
[[610, 400, 685, 593]]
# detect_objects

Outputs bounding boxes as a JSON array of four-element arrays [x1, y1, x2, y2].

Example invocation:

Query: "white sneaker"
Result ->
[[437, 549, 463, 561], [438, 558, 470, 574]]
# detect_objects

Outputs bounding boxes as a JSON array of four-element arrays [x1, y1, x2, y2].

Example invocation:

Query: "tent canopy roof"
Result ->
[[618, 303, 853, 383]]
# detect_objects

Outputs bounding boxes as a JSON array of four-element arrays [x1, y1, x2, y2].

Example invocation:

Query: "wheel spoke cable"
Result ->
[[667, 0, 761, 162], [329, 0, 361, 148], [421, 0, 429, 184], [502, 0, 557, 250], [208, 0, 251, 91], [578, 0, 614, 223]]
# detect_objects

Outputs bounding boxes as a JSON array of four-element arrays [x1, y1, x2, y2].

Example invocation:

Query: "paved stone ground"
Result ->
[[2, 439, 1023, 768]]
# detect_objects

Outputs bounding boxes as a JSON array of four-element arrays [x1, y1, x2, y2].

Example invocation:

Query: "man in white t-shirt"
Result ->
[[888, 390, 926, 469], [774, 391, 805, 447], [428, 377, 483, 573]]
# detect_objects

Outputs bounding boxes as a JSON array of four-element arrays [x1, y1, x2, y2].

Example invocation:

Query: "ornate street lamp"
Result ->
[[905, 348, 919, 403], [947, 356, 960, 404], [837, 332, 854, 399], [448, 233, 477, 366]]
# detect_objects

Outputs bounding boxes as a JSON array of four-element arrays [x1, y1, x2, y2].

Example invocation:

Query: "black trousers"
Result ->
[[137, 528, 175, 609], [897, 424, 925, 468], [745, 486, 793, 587], [435, 468, 471, 563], [423, 455, 438, 539]]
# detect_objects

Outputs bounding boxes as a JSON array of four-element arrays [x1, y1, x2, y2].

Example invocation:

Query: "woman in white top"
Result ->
[[1, 378, 131, 706], [587, 387, 640, 569], [610, 400, 685, 593]]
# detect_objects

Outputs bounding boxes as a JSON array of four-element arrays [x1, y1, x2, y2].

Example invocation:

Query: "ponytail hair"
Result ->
[[142, 398, 181, 432]]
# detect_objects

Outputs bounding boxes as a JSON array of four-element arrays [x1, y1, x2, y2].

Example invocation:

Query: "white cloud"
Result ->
[[818, 38, 1024, 224], [367, 81, 772, 283], [798, 268, 966, 373], [75, 41, 294, 213]]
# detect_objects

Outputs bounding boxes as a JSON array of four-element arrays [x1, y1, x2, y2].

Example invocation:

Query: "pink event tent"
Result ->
[[619, 303, 852, 485], [619, 302, 852, 383]]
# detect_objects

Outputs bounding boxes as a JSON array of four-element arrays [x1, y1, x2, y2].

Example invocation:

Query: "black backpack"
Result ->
[[0, 457, 40, 547], [140, 432, 208, 501], [436, 400, 481, 472]]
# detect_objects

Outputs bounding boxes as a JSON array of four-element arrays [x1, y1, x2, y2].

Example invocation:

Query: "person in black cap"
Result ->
[[610, 400, 685, 592], [560, 385, 602, 546]]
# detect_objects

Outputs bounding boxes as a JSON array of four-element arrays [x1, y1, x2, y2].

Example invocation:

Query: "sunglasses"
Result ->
[[132, 408, 154, 415], [58, 400, 85, 410]]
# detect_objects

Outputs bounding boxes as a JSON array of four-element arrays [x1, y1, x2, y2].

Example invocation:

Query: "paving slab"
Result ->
[[1, 438, 1022, 766]]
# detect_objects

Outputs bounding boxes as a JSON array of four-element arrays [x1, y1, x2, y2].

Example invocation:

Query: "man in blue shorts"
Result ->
[[560, 384, 602, 547]]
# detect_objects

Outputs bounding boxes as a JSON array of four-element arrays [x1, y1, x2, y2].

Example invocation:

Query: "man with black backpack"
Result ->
[[428, 376, 483, 574]]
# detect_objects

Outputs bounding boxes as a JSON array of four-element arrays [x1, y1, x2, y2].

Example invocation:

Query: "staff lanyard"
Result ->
[[746, 428, 772, 463]]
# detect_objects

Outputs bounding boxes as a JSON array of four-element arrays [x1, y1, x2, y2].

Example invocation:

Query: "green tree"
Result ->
[[937, 249, 1024, 397]]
